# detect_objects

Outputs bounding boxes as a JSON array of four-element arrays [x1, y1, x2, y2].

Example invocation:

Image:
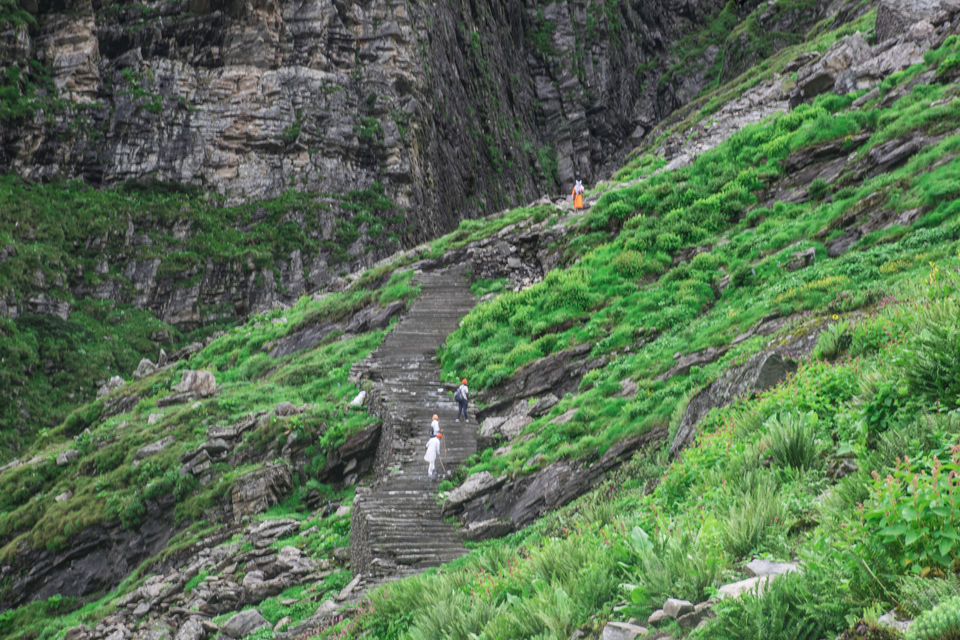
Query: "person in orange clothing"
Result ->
[[572, 179, 584, 209]]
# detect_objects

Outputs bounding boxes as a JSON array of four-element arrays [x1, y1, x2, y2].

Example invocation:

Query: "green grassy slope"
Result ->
[[5, 4, 960, 640], [0, 178, 404, 459], [313, 23, 960, 640]]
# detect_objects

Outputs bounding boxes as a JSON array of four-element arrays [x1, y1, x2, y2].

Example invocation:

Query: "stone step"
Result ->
[[350, 265, 478, 579]]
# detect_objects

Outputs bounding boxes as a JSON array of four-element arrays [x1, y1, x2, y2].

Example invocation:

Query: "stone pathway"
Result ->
[[350, 265, 478, 578]]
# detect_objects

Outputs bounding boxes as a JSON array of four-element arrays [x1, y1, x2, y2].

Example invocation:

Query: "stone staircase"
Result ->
[[350, 266, 478, 577]]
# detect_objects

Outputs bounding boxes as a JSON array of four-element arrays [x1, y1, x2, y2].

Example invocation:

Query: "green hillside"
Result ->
[[4, 3, 960, 640]]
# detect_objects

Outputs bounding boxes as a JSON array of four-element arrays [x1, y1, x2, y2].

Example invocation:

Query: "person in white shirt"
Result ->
[[424, 432, 442, 478], [431, 414, 440, 436]]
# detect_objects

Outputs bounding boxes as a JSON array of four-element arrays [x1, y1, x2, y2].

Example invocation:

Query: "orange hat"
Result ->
[[436, 432, 443, 439], [462, 378, 467, 384], [432, 414, 438, 420]]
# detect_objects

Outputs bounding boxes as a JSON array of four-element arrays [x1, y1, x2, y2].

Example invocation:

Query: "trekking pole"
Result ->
[[438, 452, 447, 477]]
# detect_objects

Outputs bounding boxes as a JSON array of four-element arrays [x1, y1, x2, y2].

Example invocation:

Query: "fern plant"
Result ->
[[765, 411, 823, 471]]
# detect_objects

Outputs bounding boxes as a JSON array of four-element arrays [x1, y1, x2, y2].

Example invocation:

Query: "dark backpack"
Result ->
[[454, 387, 463, 402]]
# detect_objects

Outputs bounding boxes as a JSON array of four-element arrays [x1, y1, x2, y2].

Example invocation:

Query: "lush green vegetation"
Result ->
[[0, 177, 407, 457], [0, 268, 422, 566], [295, 17, 960, 640]]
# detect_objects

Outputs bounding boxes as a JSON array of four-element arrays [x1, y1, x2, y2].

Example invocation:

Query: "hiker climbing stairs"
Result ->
[[350, 265, 478, 577]]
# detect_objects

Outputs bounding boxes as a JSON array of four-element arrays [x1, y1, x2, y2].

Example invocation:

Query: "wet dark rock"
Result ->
[[670, 351, 798, 460], [443, 428, 665, 537]]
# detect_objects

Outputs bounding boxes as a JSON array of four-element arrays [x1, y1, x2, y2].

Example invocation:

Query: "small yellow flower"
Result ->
[[832, 314, 839, 320]]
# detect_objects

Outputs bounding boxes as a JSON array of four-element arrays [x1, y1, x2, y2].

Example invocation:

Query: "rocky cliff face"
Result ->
[[1, 0, 792, 238]]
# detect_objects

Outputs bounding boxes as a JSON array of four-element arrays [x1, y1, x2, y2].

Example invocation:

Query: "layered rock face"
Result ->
[[2, 0, 784, 238]]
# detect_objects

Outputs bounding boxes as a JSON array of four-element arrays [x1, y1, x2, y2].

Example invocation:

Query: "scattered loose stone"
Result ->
[[56, 450, 78, 466], [601, 621, 648, 640], [662, 598, 695, 618], [220, 609, 270, 638]]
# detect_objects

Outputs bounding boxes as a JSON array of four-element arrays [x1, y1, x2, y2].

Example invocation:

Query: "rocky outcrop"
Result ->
[[0, 496, 178, 610], [442, 427, 665, 539], [1, 0, 793, 236], [669, 351, 798, 460]]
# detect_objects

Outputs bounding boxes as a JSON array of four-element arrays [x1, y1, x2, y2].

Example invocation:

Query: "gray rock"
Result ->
[[132, 601, 151, 617], [662, 598, 695, 619], [527, 394, 558, 417], [786, 247, 816, 271], [442, 472, 505, 514], [480, 416, 507, 438], [274, 402, 300, 416], [677, 602, 715, 628], [133, 358, 159, 380], [173, 370, 219, 398], [877, 0, 950, 42], [462, 518, 514, 542], [173, 617, 205, 640], [148, 413, 163, 425], [670, 351, 797, 459], [601, 621, 648, 640], [745, 559, 798, 578], [231, 463, 292, 522], [648, 609, 668, 625], [499, 414, 532, 439], [136, 436, 174, 460], [349, 390, 366, 407], [718, 576, 767, 599], [877, 610, 913, 633], [335, 575, 362, 601], [97, 376, 126, 398], [220, 609, 270, 639], [56, 450, 78, 466], [64, 626, 91, 640]]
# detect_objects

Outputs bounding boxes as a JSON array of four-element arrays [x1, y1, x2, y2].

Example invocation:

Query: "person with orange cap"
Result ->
[[454, 378, 469, 422], [430, 414, 440, 437], [424, 431, 443, 479]]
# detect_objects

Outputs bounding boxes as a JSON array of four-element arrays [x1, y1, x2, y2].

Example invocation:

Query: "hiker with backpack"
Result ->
[[424, 431, 443, 479], [454, 378, 469, 422], [430, 414, 440, 437], [572, 179, 585, 210]]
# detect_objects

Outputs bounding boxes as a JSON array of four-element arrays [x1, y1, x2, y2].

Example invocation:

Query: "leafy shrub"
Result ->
[[613, 250, 645, 279], [626, 525, 723, 605], [764, 411, 823, 471], [692, 572, 825, 640], [896, 294, 960, 409], [808, 178, 830, 201], [865, 450, 960, 573], [719, 470, 786, 558], [814, 319, 852, 361], [906, 596, 960, 640]]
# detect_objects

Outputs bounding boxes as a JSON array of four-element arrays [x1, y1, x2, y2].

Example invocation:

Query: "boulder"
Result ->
[[173, 370, 219, 398], [876, 0, 950, 42], [527, 393, 559, 417], [662, 598, 695, 619], [499, 414, 532, 439], [717, 576, 766, 599], [136, 436, 174, 460], [745, 559, 798, 578], [56, 450, 78, 466], [274, 402, 300, 416], [349, 390, 366, 407], [231, 463, 292, 522], [64, 626, 92, 640], [173, 617, 205, 640], [793, 32, 871, 104], [442, 472, 505, 515], [221, 609, 270, 638], [786, 248, 816, 271], [55, 491, 73, 502], [345, 300, 405, 334], [462, 518, 514, 542], [648, 609, 668, 625], [133, 358, 159, 380], [677, 602, 715, 628], [97, 376, 126, 398], [670, 351, 797, 459], [601, 621, 648, 640]]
